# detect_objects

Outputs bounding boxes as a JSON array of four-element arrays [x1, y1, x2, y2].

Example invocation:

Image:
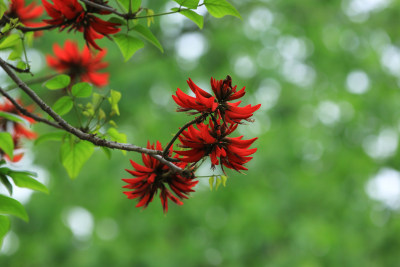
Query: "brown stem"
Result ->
[[0, 57, 186, 175], [17, 24, 58, 33], [0, 86, 62, 129]]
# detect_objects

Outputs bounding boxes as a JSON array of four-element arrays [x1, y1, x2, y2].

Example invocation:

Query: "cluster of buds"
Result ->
[[123, 76, 261, 213]]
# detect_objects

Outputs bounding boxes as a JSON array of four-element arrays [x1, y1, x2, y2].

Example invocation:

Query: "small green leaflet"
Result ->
[[204, 0, 241, 19], [45, 74, 71, 90], [0, 175, 12, 196], [34, 131, 66, 146], [7, 42, 22, 61], [133, 25, 163, 52], [173, 0, 200, 9], [171, 8, 203, 29], [113, 33, 144, 62], [0, 215, 10, 247], [53, 96, 73, 116], [108, 90, 121, 116], [7, 171, 49, 194], [0, 132, 14, 160], [0, 34, 20, 50], [0, 194, 28, 221], [107, 128, 127, 143], [0, 111, 28, 125], [71, 82, 93, 98], [0, 1, 7, 19], [61, 137, 95, 179]]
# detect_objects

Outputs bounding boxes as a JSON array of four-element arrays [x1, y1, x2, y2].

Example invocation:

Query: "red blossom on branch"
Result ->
[[123, 141, 198, 213], [5, 0, 45, 28], [175, 118, 257, 172], [172, 76, 261, 124], [0, 98, 37, 162], [46, 40, 109, 87], [42, 0, 120, 50]]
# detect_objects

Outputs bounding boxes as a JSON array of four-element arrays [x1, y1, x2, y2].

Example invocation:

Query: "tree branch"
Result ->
[[0, 86, 62, 129], [0, 57, 187, 175], [17, 24, 58, 33]]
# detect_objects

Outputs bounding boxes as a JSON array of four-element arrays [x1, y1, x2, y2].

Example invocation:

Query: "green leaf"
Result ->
[[108, 90, 121, 116], [102, 147, 112, 159], [133, 24, 163, 52], [108, 17, 127, 25], [0, 34, 20, 50], [98, 108, 106, 120], [7, 42, 22, 60], [44, 74, 71, 90], [0, 215, 10, 247], [117, 0, 141, 12], [53, 96, 73, 116], [0, 111, 28, 125], [146, 9, 155, 27], [113, 34, 144, 61], [34, 131, 66, 146], [71, 82, 93, 98], [61, 137, 95, 179], [172, 8, 203, 29], [16, 61, 28, 70], [7, 171, 48, 194], [0, 194, 28, 221], [204, 0, 241, 19], [107, 128, 127, 143], [209, 176, 214, 191], [0, 174, 12, 196], [0, 1, 7, 20], [173, 0, 200, 9], [0, 132, 14, 160]]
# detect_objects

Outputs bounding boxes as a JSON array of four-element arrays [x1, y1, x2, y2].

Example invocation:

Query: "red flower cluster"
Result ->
[[42, 0, 120, 50], [173, 76, 261, 124], [4, 0, 44, 28], [0, 98, 37, 162], [176, 118, 257, 171], [46, 40, 109, 87], [174, 76, 260, 172], [123, 76, 259, 213], [123, 141, 198, 213]]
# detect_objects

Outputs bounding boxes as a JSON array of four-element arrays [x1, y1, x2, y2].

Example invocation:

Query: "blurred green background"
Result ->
[[2, 0, 400, 266]]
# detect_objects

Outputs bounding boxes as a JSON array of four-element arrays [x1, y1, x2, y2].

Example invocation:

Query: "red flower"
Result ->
[[46, 40, 109, 87], [123, 141, 198, 213], [172, 76, 261, 123], [42, 0, 120, 50], [0, 98, 37, 162], [5, 0, 44, 28], [175, 118, 257, 172]]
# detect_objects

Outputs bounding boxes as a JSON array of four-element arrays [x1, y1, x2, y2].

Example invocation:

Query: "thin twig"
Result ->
[[0, 86, 62, 129], [5, 74, 58, 92], [17, 24, 58, 33], [0, 57, 187, 175]]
